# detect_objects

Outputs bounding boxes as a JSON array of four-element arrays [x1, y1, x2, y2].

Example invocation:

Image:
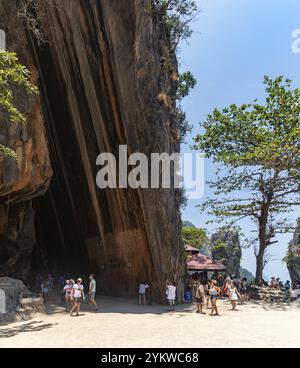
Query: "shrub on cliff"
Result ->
[[0, 51, 38, 159]]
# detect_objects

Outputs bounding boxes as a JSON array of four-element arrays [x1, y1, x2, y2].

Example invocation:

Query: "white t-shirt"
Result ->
[[139, 283, 149, 295], [166, 285, 176, 300], [64, 284, 73, 297], [73, 284, 84, 298]]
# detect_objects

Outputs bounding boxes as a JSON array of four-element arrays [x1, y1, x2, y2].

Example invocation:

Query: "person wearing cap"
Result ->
[[70, 278, 85, 317]]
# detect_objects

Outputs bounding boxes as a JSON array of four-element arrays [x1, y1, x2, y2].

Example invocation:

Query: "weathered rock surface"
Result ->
[[0, 0, 185, 301], [286, 219, 300, 283], [0, 277, 30, 313], [256, 287, 286, 303], [211, 228, 242, 277], [0, 0, 52, 279]]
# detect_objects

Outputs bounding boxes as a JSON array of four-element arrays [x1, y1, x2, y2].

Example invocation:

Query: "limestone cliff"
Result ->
[[0, 0, 185, 301], [0, 0, 52, 279], [211, 228, 242, 277], [286, 219, 300, 283]]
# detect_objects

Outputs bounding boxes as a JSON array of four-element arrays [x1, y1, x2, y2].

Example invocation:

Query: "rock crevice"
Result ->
[[0, 0, 185, 301]]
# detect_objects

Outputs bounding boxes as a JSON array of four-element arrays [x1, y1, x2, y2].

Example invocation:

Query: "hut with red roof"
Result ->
[[184, 244, 227, 274]]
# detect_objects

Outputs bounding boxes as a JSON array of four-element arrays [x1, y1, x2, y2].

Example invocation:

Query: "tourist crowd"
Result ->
[[34, 272, 299, 317], [38, 273, 98, 316]]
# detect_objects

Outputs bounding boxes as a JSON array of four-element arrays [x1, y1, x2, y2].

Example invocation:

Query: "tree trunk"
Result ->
[[255, 201, 269, 285], [255, 248, 265, 285]]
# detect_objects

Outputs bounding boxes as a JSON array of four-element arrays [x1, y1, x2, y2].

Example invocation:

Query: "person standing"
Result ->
[[166, 282, 177, 312], [88, 274, 99, 311], [195, 281, 206, 314], [206, 280, 212, 309], [228, 282, 241, 311], [45, 274, 54, 302], [58, 276, 66, 305], [240, 278, 248, 301], [285, 280, 291, 304], [138, 282, 149, 306], [41, 279, 49, 304], [209, 281, 221, 316], [70, 278, 84, 317], [64, 279, 75, 312]]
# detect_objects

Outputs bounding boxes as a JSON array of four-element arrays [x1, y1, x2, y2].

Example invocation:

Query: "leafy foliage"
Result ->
[[0, 51, 38, 159], [174, 105, 192, 144], [193, 76, 300, 283], [175, 69, 197, 143], [182, 225, 211, 255], [177, 71, 197, 100], [154, 0, 198, 50]]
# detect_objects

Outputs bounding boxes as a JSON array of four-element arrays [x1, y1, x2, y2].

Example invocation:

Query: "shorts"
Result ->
[[196, 297, 204, 304], [74, 297, 83, 303], [210, 295, 218, 301], [89, 292, 96, 300]]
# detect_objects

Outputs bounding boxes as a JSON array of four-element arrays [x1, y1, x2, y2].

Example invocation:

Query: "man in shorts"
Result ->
[[138, 281, 150, 305], [166, 282, 176, 312], [195, 281, 206, 314], [89, 274, 99, 311]]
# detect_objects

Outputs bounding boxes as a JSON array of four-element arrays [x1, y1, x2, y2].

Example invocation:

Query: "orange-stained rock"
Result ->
[[0, 0, 185, 301]]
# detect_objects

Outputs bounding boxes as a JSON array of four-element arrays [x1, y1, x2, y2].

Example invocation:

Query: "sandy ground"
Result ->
[[0, 296, 299, 348]]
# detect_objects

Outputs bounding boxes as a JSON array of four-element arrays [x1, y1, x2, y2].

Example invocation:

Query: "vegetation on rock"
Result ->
[[210, 227, 242, 277], [0, 51, 38, 159], [154, 0, 198, 50], [182, 225, 211, 256], [284, 218, 300, 283]]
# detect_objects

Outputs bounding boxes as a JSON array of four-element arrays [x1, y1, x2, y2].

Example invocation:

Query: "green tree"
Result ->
[[193, 76, 300, 284], [154, 0, 198, 50], [153, 2, 198, 143], [182, 226, 211, 255], [0, 50, 38, 159], [176, 71, 197, 143]]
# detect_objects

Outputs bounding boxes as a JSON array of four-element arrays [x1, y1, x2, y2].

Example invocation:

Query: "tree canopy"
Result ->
[[154, 0, 198, 50], [182, 225, 211, 255], [193, 76, 300, 283], [0, 51, 38, 159]]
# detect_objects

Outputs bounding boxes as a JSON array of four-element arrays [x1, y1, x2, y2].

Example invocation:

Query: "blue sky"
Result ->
[[180, 0, 300, 280]]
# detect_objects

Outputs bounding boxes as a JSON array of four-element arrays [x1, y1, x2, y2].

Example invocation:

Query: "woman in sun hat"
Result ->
[[70, 278, 85, 317]]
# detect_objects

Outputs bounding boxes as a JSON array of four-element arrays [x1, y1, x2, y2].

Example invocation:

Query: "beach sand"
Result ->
[[0, 296, 299, 348]]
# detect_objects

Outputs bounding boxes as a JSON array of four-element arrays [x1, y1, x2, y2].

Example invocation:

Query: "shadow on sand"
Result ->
[[0, 321, 56, 338], [44, 296, 194, 316], [238, 300, 296, 312]]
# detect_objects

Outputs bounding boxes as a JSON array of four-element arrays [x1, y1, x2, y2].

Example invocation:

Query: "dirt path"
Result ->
[[0, 296, 299, 348]]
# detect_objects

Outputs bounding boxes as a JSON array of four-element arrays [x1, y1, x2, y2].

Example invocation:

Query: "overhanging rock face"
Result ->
[[0, 0, 185, 301]]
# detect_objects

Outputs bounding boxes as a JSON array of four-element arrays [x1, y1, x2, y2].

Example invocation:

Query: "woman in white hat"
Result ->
[[70, 278, 84, 317]]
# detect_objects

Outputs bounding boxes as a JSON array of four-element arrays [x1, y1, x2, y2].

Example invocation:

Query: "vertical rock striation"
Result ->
[[0, 0, 52, 279], [286, 219, 300, 283], [211, 228, 242, 277], [0, 0, 185, 301]]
